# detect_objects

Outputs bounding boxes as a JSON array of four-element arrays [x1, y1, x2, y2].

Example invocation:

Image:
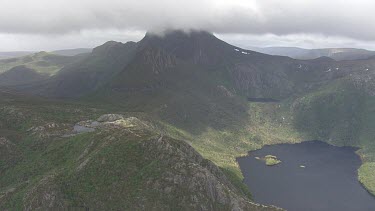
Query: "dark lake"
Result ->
[[237, 141, 375, 211]]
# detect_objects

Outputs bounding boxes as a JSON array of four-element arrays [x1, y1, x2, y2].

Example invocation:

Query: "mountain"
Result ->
[[0, 65, 48, 86], [0, 49, 91, 60], [29, 41, 138, 98], [0, 91, 280, 211], [2, 29, 375, 210], [22, 31, 337, 99], [250, 46, 375, 61], [0, 51, 85, 76], [52, 48, 92, 56]]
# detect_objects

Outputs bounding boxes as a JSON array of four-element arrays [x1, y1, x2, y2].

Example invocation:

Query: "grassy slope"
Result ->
[[0, 93, 101, 209], [0, 92, 279, 210], [156, 76, 375, 197], [289, 78, 375, 194], [0, 52, 80, 76], [184, 101, 304, 194], [194, 77, 375, 196]]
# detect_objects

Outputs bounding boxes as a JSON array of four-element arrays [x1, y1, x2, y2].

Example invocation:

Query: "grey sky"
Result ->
[[1, 0, 374, 51]]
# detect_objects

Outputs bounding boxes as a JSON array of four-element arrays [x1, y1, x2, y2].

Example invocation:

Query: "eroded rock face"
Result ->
[[140, 136, 282, 211], [140, 47, 177, 74], [23, 174, 67, 211], [350, 71, 375, 96], [0, 137, 11, 147], [27, 122, 71, 138], [97, 114, 124, 122], [229, 63, 294, 99], [0, 106, 27, 127], [102, 117, 148, 129], [0, 137, 21, 172], [64, 115, 149, 137], [0, 137, 17, 161], [95, 115, 148, 129]]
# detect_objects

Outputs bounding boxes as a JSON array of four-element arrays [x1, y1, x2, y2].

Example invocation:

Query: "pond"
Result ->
[[237, 141, 375, 211], [73, 125, 95, 133]]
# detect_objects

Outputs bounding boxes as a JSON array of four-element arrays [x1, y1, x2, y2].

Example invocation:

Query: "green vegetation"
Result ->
[[287, 79, 375, 194], [264, 155, 282, 166], [0, 92, 278, 210], [184, 77, 375, 196], [0, 51, 82, 75], [359, 162, 375, 195]]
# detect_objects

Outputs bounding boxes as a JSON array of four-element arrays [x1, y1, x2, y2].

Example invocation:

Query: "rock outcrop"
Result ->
[[8, 114, 281, 211]]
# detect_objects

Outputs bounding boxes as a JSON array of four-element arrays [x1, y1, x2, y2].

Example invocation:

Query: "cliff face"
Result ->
[[139, 30, 234, 66]]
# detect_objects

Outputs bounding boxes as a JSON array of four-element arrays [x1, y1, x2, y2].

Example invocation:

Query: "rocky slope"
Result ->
[[0, 92, 281, 210]]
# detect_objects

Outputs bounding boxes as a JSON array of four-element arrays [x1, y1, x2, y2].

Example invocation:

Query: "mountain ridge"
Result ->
[[1, 29, 375, 210], [250, 46, 375, 61]]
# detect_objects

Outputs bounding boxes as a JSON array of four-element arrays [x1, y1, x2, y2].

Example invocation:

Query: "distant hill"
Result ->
[[0, 48, 92, 60], [51, 48, 92, 56], [0, 51, 35, 60], [0, 51, 86, 76], [0, 65, 48, 86], [250, 46, 375, 61], [38, 41, 138, 98]]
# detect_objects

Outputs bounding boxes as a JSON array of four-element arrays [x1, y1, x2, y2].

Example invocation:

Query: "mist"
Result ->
[[1, 0, 375, 51]]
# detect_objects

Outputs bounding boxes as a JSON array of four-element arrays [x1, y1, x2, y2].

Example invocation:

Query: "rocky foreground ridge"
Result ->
[[0, 106, 281, 210]]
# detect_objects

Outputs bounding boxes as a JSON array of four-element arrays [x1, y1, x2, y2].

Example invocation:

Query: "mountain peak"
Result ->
[[141, 29, 217, 50], [144, 29, 214, 39], [139, 29, 234, 65], [92, 40, 137, 56]]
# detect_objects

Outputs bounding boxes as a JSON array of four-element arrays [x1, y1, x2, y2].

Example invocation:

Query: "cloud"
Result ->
[[1, 0, 374, 41], [1, 0, 375, 51], [216, 33, 375, 50], [0, 29, 145, 51]]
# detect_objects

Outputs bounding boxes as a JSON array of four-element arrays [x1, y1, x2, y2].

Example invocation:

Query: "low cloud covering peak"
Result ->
[[1, 0, 375, 51]]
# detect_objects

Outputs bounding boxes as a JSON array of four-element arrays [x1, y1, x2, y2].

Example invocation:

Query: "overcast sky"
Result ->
[[1, 0, 375, 51]]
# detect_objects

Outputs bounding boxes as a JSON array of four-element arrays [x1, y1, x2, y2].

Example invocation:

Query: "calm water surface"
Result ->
[[237, 141, 375, 211]]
